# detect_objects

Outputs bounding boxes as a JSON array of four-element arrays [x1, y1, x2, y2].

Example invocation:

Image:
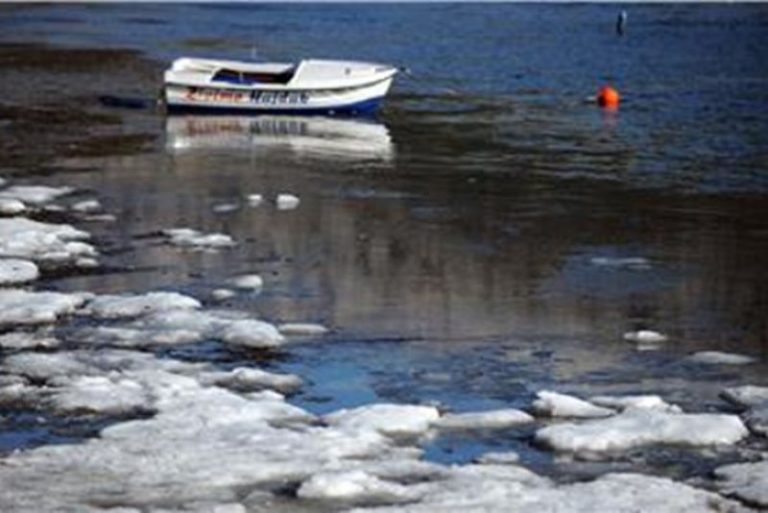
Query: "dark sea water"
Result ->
[[1, 3, 768, 477]]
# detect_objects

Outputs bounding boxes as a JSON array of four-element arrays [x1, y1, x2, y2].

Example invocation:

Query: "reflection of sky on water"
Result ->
[[165, 115, 394, 163]]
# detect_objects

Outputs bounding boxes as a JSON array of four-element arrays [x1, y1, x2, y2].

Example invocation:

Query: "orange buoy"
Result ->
[[597, 85, 620, 109]]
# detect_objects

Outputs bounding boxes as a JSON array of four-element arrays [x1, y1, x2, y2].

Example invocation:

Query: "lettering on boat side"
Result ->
[[184, 87, 310, 105]]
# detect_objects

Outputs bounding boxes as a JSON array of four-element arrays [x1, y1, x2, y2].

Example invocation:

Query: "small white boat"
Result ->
[[164, 57, 398, 115]]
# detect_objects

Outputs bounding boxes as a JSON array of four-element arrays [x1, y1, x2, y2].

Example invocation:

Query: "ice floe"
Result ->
[[78, 307, 284, 349], [276, 193, 300, 210], [0, 217, 96, 262], [588, 394, 682, 413], [715, 460, 768, 508], [623, 329, 668, 344], [0, 185, 74, 205], [297, 469, 419, 505], [83, 291, 201, 319], [0, 329, 60, 350], [476, 451, 521, 465], [70, 199, 101, 213], [0, 198, 25, 215], [162, 228, 235, 249], [688, 351, 757, 365], [246, 193, 263, 207], [0, 289, 91, 327], [348, 470, 750, 513], [49, 375, 151, 415], [277, 322, 329, 336], [0, 258, 39, 285], [590, 256, 651, 270], [721, 386, 768, 409], [229, 274, 263, 289], [532, 390, 615, 418], [212, 202, 239, 214], [211, 288, 236, 301], [744, 406, 768, 437], [202, 367, 302, 394], [435, 409, 534, 430], [536, 409, 748, 456], [325, 404, 440, 439]]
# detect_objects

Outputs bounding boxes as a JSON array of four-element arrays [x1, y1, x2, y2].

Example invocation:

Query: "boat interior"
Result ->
[[212, 67, 296, 85]]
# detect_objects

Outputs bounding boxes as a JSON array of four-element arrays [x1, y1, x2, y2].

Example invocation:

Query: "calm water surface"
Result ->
[[1, 3, 767, 475]]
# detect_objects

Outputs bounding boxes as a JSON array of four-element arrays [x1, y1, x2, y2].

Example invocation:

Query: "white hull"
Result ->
[[164, 58, 397, 115]]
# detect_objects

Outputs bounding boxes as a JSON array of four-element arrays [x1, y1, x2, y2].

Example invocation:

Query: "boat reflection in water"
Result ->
[[165, 115, 394, 163]]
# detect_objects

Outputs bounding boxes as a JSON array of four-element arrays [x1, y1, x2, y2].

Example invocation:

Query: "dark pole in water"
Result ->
[[616, 10, 627, 36]]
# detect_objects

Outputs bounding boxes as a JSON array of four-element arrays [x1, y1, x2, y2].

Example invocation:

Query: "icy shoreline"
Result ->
[[0, 179, 766, 512]]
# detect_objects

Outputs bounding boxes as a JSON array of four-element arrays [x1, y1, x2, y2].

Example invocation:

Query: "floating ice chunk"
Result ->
[[715, 460, 768, 508], [83, 214, 117, 224], [325, 404, 440, 438], [75, 257, 99, 268], [246, 194, 263, 207], [50, 375, 151, 415], [744, 405, 768, 437], [217, 318, 284, 348], [134, 309, 284, 349], [623, 330, 668, 344], [84, 292, 201, 319], [277, 323, 329, 336], [212, 202, 239, 214], [688, 351, 756, 365], [476, 451, 521, 465], [276, 193, 300, 210], [229, 274, 263, 290], [532, 391, 615, 418], [435, 409, 534, 430], [0, 330, 59, 350], [71, 199, 101, 213], [0, 185, 74, 205], [162, 228, 235, 249], [0, 217, 96, 262], [0, 198, 25, 215], [203, 367, 302, 394], [589, 395, 682, 413], [211, 288, 236, 301], [720, 385, 768, 409], [536, 409, 748, 455], [298, 469, 418, 505], [590, 256, 651, 270], [0, 289, 90, 327], [0, 382, 39, 407], [0, 258, 39, 284]]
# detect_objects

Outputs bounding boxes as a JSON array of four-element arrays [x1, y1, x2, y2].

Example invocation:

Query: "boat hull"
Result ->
[[165, 76, 393, 116]]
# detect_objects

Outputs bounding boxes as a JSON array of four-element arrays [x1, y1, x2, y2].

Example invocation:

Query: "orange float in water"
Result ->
[[597, 86, 620, 109]]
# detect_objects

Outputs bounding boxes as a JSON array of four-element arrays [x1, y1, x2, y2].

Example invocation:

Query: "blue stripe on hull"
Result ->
[[166, 96, 384, 117]]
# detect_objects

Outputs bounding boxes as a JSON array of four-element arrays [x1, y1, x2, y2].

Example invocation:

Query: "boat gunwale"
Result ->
[[164, 73, 397, 94]]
